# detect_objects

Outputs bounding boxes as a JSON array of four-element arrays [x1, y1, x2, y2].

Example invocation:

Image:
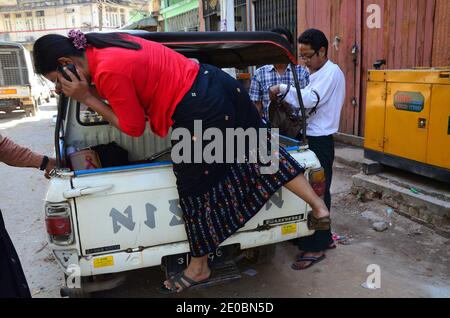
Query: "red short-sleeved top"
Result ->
[[85, 35, 200, 137]]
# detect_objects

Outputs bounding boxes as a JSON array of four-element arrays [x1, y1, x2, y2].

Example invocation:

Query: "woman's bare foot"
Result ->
[[163, 256, 211, 292], [284, 175, 330, 220], [183, 265, 211, 284], [311, 201, 329, 219]]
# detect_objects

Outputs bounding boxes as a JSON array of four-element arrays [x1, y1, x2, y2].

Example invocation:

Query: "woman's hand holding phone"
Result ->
[[54, 78, 63, 95], [57, 66, 92, 103], [57, 65, 120, 131]]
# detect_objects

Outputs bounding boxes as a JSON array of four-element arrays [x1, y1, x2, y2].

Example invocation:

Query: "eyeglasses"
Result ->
[[299, 51, 318, 61]]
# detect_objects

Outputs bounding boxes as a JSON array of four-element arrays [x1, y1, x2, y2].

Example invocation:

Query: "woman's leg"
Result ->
[[284, 174, 329, 219], [163, 255, 211, 292]]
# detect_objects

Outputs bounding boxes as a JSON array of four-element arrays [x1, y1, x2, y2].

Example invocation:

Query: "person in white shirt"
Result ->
[[270, 28, 345, 270]]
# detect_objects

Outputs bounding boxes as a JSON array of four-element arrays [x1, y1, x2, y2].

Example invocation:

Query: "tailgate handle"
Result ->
[[63, 184, 113, 199]]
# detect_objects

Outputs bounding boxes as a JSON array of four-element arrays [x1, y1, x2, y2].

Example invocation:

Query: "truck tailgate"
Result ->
[[0, 86, 30, 98], [72, 150, 318, 256]]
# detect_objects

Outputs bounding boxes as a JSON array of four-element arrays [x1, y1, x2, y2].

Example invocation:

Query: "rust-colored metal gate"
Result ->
[[253, 0, 298, 52], [298, 0, 449, 136], [298, 0, 362, 135]]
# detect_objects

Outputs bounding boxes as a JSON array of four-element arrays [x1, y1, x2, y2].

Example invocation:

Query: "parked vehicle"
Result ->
[[36, 75, 52, 102], [0, 41, 50, 116], [42, 76, 56, 98], [45, 31, 326, 297]]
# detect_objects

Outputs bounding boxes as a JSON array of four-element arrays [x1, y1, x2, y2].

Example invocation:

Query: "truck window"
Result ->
[[77, 101, 148, 126], [77, 102, 108, 126]]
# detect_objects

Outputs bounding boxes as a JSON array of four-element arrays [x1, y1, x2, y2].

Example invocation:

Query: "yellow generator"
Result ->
[[364, 68, 450, 183]]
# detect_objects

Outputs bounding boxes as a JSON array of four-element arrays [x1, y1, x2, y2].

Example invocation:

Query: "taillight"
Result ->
[[309, 168, 326, 198], [45, 202, 74, 245], [46, 217, 71, 236]]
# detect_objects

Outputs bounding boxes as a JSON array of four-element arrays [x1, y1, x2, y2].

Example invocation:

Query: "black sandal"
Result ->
[[307, 211, 331, 230], [291, 254, 326, 270], [296, 242, 336, 259], [159, 271, 212, 294]]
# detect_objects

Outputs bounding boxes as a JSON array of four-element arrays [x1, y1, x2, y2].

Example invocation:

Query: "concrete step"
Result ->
[[334, 143, 364, 170], [352, 173, 450, 238]]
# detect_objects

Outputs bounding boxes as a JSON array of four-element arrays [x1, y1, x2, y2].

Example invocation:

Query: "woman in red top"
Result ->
[[33, 31, 330, 294]]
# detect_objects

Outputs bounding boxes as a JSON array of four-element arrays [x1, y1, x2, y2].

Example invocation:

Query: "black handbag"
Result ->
[[268, 85, 320, 139], [268, 84, 303, 139]]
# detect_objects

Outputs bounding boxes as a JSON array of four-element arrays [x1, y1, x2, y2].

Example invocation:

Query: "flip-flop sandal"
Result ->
[[291, 254, 326, 270], [159, 270, 212, 294], [296, 243, 336, 259], [307, 211, 331, 231]]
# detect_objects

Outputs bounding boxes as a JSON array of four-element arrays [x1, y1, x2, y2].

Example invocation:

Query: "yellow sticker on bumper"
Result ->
[[281, 223, 297, 235], [0, 89, 17, 95], [93, 256, 114, 269]]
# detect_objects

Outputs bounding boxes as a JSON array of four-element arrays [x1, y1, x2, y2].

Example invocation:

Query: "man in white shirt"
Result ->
[[249, 27, 310, 119], [270, 29, 345, 270]]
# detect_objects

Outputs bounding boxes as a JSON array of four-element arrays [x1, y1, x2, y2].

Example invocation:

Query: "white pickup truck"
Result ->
[[44, 31, 325, 297]]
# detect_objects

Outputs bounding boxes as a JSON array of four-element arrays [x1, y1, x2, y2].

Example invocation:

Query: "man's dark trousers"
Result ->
[[292, 135, 335, 252]]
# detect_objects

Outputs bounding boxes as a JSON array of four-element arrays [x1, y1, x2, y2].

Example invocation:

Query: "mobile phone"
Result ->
[[57, 64, 80, 81]]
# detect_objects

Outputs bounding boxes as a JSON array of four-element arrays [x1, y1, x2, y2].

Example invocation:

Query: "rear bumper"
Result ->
[[58, 220, 313, 277], [0, 97, 33, 111], [0, 98, 20, 111]]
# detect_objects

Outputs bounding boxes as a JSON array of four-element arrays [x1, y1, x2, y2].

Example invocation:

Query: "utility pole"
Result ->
[[220, 0, 236, 78], [97, 0, 104, 31], [220, 0, 235, 32]]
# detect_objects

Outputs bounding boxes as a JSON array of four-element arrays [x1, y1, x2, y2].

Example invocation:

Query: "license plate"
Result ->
[[0, 99, 18, 107], [162, 245, 237, 279]]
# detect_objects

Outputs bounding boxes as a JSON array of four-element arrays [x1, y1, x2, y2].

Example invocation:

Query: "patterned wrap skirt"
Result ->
[[171, 64, 305, 257]]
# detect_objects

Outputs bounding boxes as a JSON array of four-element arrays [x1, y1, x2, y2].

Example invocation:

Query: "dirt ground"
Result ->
[[1, 101, 449, 298]]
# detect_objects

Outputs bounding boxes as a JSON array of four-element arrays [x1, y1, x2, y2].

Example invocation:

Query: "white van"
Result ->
[[0, 41, 50, 116]]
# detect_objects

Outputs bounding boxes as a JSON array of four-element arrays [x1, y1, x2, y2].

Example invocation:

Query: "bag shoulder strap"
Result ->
[[308, 89, 321, 116], [278, 83, 291, 102]]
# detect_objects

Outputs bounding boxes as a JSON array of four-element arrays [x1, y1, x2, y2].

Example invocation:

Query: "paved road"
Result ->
[[1, 101, 449, 298]]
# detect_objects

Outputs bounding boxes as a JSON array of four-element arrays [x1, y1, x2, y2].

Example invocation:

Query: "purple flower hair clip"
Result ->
[[68, 29, 87, 50]]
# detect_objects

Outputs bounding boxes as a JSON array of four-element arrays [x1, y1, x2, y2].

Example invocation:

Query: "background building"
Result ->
[[0, 0, 150, 50], [200, 0, 248, 32], [160, 0, 199, 32]]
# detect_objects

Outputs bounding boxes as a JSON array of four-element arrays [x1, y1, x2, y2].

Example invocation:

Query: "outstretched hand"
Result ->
[[269, 85, 281, 102], [44, 158, 56, 179], [58, 67, 91, 103]]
